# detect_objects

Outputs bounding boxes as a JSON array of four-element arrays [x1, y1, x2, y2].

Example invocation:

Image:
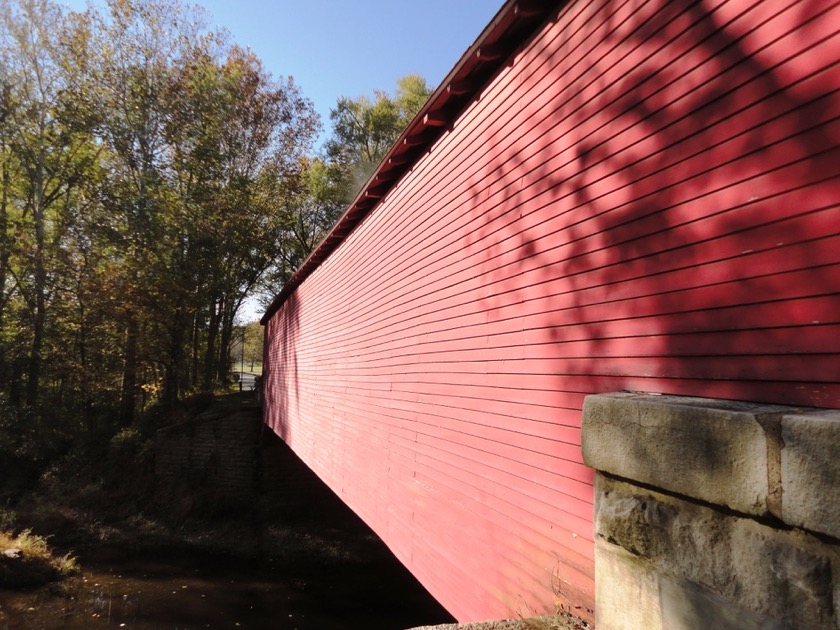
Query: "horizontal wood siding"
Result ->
[[264, 0, 840, 622]]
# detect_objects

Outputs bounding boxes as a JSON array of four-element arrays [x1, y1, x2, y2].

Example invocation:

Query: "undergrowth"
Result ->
[[0, 528, 79, 588]]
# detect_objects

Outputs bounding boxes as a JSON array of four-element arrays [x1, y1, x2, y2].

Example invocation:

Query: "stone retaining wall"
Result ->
[[581, 392, 840, 629], [155, 411, 263, 501]]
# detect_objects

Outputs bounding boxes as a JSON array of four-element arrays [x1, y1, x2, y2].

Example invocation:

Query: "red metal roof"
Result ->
[[261, 0, 557, 324]]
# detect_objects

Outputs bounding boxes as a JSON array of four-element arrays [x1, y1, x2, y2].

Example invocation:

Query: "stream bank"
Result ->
[[0, 393, 455, 629]]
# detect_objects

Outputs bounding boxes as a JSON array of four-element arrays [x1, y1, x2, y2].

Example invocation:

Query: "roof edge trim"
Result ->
[[261, 0, 558, 325]]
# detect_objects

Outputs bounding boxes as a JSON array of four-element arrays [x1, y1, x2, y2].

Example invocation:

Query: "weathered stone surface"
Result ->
[[657, 571, 784, 630], [594, 475, 736, 599], [595, 538, 785, 630], [835, 555, 840, 628], [409, 614, 589, 630], [729, 520, 834, 626], [594, 475, 839, 629], [582, 393, 791, 516], [594, 540, 662, 630], [584, 394, 840, 628], [781, 409, 840, 539]]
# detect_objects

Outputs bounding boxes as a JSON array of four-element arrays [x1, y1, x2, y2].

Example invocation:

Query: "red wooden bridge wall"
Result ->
[[263, 0, 840, 622]]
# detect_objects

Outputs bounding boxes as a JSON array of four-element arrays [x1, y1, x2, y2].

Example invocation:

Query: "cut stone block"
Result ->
[[582, 393, 791, 516], [781, 409, 840, 540], [594, 475, 838, 629], [594, 540, 662, 630], [596, 538, 786, 630]]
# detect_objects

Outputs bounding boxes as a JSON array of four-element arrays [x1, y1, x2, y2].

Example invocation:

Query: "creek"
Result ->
[[0, 537, 454, 629], [1, 399, 456, 629]]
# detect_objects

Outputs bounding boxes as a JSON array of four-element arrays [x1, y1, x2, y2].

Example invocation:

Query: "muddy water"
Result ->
[[0, 541, 454, 630]]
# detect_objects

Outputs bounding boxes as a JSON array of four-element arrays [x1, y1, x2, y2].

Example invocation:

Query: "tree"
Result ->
[[0, 0, 426, 431], [0, 0, 100, 409], [166, 44, 318, 391], [325, 74, 432, 202], [86, 0, 320, 406], [84, 0, 196, 415], [0, 52, 17, 391]]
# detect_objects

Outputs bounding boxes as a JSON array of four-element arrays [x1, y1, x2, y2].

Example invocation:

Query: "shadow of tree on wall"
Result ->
[[466, 0, 840, 412], [434, 0, 840, 611], [258, 0, 840, 620]]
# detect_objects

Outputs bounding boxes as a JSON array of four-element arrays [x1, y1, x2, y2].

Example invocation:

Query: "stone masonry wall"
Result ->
[[155, 411, 263, 501], [581, 392, 840, 629]]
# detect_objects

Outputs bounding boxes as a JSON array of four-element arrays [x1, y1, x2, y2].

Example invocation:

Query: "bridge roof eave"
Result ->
[[260, 0, 557, 326]]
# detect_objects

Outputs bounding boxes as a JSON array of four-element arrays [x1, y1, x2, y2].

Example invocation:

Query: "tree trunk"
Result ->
[[25, 301, 44, 407], [162, 304, 188, 407], [203, 297, 220, 390], [120, 313, 138, 425], [0, 142, 10, 384], [9, 356, 24, 407], [190, 311, 200, 390], [25, 142, 47, 408], [216, 296, 235, 384]]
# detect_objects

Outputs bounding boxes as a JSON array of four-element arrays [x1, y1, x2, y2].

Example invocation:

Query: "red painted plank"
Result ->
[[263, 0, 840, 622]]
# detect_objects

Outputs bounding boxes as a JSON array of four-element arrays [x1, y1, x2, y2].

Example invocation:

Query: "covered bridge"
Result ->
[[262, 0, 840, 623]]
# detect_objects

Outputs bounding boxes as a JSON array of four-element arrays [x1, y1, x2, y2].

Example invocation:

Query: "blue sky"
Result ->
[[64, 0, 503, 143], [197, 0, 502, 137]]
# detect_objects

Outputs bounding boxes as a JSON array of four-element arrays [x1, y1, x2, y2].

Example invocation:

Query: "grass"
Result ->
[[0, 528, 79, 588], [232, 361, 262, 374]]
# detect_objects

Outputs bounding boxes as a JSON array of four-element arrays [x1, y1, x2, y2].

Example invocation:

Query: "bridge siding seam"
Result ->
[[263, 0, 840, 622]]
